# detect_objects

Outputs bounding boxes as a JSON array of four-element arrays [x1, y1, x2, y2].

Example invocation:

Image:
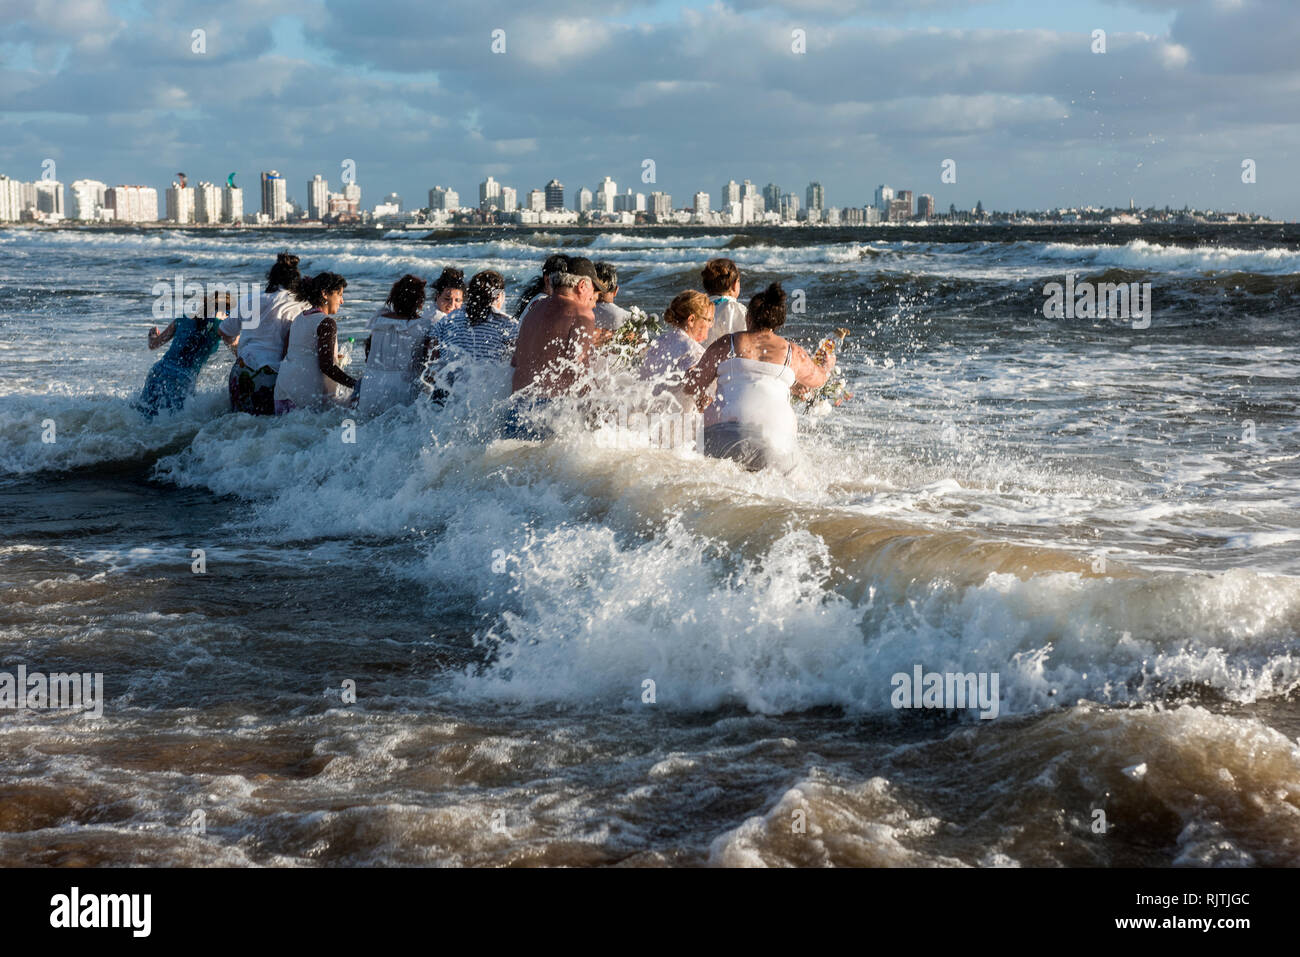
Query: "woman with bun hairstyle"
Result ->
[[638, 290, 713, 405], [273, 272, 357, 412], [220, 251, 308, 415], [356, 274, 436, 415], [683, 282, 833, 473]]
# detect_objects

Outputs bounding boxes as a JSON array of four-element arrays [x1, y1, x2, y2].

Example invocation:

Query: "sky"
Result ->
[[1, 0, 1297, 218]]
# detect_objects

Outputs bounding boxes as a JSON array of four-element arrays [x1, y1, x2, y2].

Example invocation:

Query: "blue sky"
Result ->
[[1, 0, 1295, 218]]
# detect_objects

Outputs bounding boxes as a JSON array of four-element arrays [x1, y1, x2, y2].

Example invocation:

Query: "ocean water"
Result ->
[[2, 223, 1299, 867]]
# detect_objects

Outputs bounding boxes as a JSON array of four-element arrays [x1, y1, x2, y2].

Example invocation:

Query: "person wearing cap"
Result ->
[[506, 258, 608, 437]]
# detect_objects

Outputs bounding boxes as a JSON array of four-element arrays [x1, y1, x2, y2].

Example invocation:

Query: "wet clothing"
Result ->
[[432, 307, 518, 363], [701, 333, 799, 473], [357, 311, 435, 415], [221, 288, 305, 415], [274, 308, 355, 411], [136, 315, 223, 417], [639, 326, 705, 406], [703, 295, 747, 348]]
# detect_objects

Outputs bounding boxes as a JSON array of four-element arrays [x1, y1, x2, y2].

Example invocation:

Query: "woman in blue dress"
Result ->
[[136, 292, 231, 417]]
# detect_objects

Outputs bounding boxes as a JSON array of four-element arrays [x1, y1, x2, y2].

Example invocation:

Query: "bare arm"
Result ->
[[790, 342, 834, 392], [148, 321, 176, 350], [315, 317, 357, 389], [683, 336, 730, 411]]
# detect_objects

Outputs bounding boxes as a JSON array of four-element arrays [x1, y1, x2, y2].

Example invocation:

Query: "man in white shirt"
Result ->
[[700, 257, 747, 348]]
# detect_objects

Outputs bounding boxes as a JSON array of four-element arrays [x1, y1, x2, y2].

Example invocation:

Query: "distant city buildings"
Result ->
[[692, 191, 710, 215], [763, 183, 782, 212], [597, 176, 617, 214], [527, 189, 545, 213], [576, 186, 593, 213], [500, 186, 516, 212], [260, 171, 287, 222], [544, 179, 564, 212], [165, 181, 194, 224], [71, 179, 107, 221], [221, 183, 243, 223], [479, 175, 501, 210], [307, 175, 329, 220], [916, 193, 935, 220], [649, 191, 672, 220], [107, 185, 158, 223], [806, 181, 824, 214]]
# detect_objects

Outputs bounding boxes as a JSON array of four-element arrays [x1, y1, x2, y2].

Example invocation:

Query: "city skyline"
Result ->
[[2, 2, 1297, 219], [4, 162, 1273, 227]]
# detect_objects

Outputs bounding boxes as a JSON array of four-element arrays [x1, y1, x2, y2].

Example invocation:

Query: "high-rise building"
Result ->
[[916, 194, 935, 220], [576, 187, 593, 213], [499, 186, 516, 212], [165, 182, 194, 224], [35, 180, 64, 217], [597, 176, 617, 214], [194, 181, 221, 224], [70, 180, 106, 220], [343, 182, 361, 212], [614, 189, 645, 213], [896, 190, 914, 218], [874, 184, 894, 213], [527, 189, 545, 212], [307, 175, 329, 220], [741, 179, 759, 210], [649, 191, 673, 219], [0, 175, 26, 221], [806, 181, 824, 212], [107, 185, 159, 223], [383, 192, 402, 211], [722, 180, 740, 206], [545, 179, 564, 211], [888, 198, 911, 222], [763, 183, 782, 212], [693, 191, 710, 215], [221, 185, 243, 223], [428, 185, 460, 210], [261, 171, 287, 221], [479, 176, 501, 209], [780, 193, 800, 221]]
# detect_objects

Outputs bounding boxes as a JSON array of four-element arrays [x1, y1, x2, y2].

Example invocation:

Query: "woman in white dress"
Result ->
[[356, 274, 435, 416], [684, 283, 834, 473], [639, 290, 714, 406], [273, 272, 357, 413]]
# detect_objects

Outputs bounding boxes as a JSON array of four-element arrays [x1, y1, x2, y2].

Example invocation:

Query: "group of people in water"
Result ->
[[137, 251, 835, 472]]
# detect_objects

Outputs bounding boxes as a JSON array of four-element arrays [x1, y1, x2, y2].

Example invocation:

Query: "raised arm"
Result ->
[[148, 321, 176, 350], [315, 317, 357, 389], [790, 342, 834, 392]]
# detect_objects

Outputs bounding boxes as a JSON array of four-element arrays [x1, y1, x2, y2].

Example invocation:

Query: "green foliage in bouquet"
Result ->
[[607, 306, 665, 367]]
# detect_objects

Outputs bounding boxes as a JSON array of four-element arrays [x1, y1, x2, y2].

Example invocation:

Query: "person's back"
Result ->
[[510, 264, 605, 396], [433, 307, 516, 363], [358, 311, 434, 414], [511, 293, 595, 396], [710, 333, 798, 442]]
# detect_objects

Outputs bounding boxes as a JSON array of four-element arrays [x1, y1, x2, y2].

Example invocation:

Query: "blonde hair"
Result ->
[[664, 290, 712, 328]]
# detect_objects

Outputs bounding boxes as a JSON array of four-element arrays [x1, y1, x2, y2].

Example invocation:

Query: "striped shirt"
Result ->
[[432, 308, 518, 363]]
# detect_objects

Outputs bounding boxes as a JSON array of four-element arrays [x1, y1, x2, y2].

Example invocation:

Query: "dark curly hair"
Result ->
[[299, 271, 348, 308], [746, 282, 787, 331], [386, 274, 427, 318], [265, 251, 301, 294]]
